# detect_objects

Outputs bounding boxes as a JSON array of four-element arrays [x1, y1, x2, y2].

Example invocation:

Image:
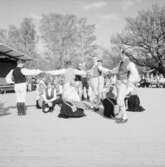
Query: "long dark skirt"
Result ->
[[101, 98, 116, 118], [58, 101, 86, 118]]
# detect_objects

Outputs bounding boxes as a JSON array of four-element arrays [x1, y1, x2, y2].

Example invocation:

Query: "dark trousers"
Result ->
[[16, 102, 26, 115]]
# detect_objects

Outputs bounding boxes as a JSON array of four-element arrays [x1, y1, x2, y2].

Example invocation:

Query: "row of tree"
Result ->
[[0, 4, 165, 74], [0, 14, 116, 70]]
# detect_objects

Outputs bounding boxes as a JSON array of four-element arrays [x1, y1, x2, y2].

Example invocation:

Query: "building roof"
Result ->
[[0, 43, 31, 61]]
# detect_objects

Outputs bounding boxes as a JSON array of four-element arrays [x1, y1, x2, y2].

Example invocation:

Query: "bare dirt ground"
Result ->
[[0, 88, 165, 167]]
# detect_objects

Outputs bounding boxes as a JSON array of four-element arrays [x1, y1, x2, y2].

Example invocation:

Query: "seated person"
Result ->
[[42, 81, 57, 113], [139, 75, 147, 88], [124, 92, 145, 112]]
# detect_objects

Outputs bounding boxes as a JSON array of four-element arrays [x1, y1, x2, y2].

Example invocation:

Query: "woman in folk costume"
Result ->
[[6, 60, 42, 116], [47, 61, 86, 103], [113, 50, 140, 123], [88, 57, 110, 109]]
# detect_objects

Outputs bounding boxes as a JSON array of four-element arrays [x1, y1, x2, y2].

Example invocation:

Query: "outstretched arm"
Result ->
[[109, 66, 119, 74], [46, 69, 66, 75], [21, 68, 42, 76], [98, 65, 110, 73]]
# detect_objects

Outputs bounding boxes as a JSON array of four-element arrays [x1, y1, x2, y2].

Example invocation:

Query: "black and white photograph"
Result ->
[[0, 0, 165, 166]]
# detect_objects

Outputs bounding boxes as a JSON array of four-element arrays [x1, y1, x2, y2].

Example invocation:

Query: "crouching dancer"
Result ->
[[6, 60, 42, 116], [42, 81, 57, 113]]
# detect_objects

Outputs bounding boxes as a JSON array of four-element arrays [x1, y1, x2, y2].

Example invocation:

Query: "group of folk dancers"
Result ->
[[6, 50, 140, 123]]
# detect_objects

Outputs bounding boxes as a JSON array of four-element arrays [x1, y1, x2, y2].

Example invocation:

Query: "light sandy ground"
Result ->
[[0, 88, 165, 167]]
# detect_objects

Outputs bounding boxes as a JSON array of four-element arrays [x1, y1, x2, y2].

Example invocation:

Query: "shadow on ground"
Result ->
[[83, 101, 114, 120], [7, 104, 35, 109], [0, 102, 11, 116], [0, 103, 36, 116]]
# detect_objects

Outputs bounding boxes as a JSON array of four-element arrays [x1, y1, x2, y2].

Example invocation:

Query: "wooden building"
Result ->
[[0, 43, 30, 93]]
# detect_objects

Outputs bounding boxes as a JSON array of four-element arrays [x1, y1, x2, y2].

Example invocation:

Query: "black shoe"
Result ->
[[49, 108, 54, 112]]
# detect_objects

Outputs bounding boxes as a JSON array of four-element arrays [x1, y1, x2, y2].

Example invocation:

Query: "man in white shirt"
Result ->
[[6, 59, 42, 115]]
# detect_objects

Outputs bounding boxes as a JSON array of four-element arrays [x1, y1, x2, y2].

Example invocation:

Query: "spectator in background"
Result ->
[[36, 77, 47, 109], [158, 74, 165, 88]]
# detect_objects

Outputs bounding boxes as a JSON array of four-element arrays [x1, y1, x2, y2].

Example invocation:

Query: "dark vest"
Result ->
[[75, 75, 82, 81], [46, 88, 55, 100], [13, 67, 26, 84]]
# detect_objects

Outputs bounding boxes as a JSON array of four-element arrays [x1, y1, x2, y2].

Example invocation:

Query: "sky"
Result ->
[[0, 0, 165, 49]]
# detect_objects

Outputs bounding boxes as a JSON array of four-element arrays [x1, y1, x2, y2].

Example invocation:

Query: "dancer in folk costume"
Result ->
[[42, 81, 57, 113], [77, 62, 90, 101], [47, 61, 86, 103], [36, 77, 47, 109], [113, 50, 140, 123], [88, 57, 110, 109], [6, 60, 42, 115]]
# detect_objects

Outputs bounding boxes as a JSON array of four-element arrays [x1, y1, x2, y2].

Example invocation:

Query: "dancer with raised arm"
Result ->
[[113, 50, 140, 123], [6, 59, 42, 116]]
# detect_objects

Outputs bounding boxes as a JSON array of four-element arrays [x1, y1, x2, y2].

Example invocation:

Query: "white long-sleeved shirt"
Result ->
[[21, 68, 41, 76], [5, 68, 41, 84], [89, 63, 110, 78], [97, 65, 110, 73], [5, 69, 14, 84], [47, 68, 86, 76], [47, 68, 86, 84], [127, 62, 140, 83]]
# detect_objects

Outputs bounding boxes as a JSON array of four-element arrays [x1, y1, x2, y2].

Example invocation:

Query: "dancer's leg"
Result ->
[[116, 81, 129, 120], [15, 83, 27, 115]]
